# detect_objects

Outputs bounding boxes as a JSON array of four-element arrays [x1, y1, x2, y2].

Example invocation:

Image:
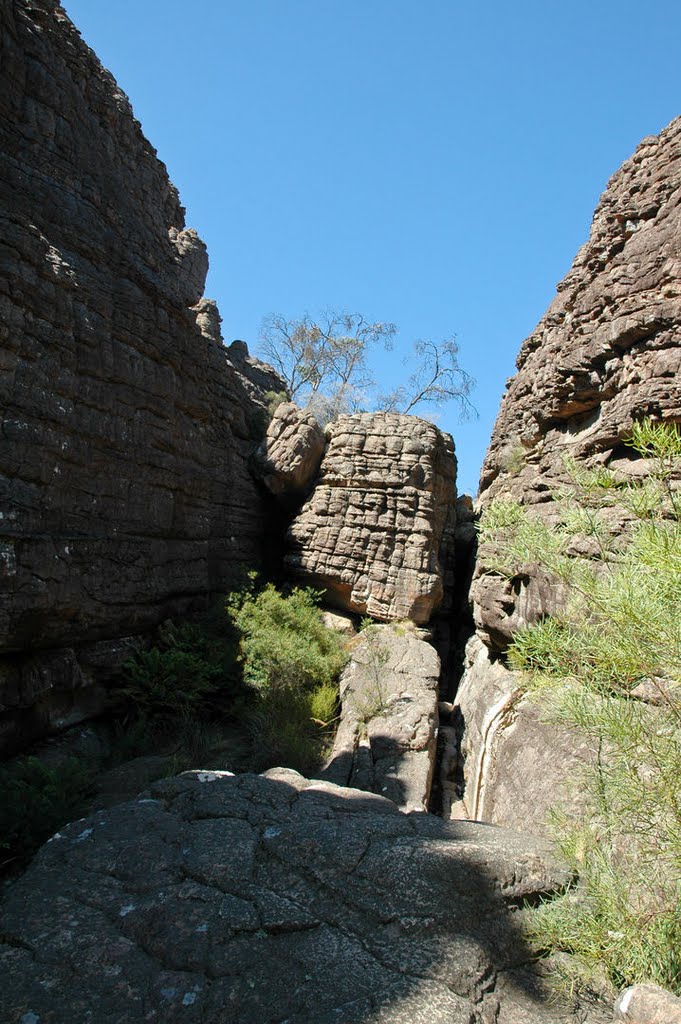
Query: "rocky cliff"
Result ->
[[0, 0, 282, 752], [450, 116, 681, 830]]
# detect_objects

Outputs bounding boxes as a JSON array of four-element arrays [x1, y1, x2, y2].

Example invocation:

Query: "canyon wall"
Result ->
[[450, 116, 681, 829], [0, 0, 282, 751]]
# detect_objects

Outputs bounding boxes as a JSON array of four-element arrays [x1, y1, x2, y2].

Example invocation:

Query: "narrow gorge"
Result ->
[[1, 3, 680, 1023]]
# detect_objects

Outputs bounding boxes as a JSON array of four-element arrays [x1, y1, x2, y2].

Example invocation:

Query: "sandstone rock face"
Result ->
[[321, 624, 440, 810], [445, 638, 599, 830], [453, 117, 681, 831], [286, 412, 457, 624], [474, 116, 681, 650], [254, 401, 326, 504], [0, 2, 282, 750], [0, 767, 608, 1024]]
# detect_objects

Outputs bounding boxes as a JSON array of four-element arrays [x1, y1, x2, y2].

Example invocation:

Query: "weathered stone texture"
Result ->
[[482, 117, 681, 498], [286, 412, 457, 624], [254, 400, 326, 504], [473, 117, 681, 648], [614, 983, 681, 1024], [0, 767, 608, 1023], [321, 624, 440, 811], [452, 117, 681, 829], [445, 637, 599, 831], [0, 1, 282, 747]]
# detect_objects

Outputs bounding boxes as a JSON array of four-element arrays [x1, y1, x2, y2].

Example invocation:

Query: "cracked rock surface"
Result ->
[[0, 768, 608, 1024], [286, 412, 457, 624], [321, 625, 440, 811]]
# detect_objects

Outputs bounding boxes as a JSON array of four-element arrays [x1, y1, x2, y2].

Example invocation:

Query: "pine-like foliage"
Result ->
[[479, 420, 681, 995]]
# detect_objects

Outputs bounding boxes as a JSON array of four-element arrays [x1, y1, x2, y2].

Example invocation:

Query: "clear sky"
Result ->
[[62, 0, 680, 495]]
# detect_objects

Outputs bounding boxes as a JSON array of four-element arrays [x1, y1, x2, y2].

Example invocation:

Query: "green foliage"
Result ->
[[309, 682, 339, 726], [119, 616, 243, 720], [482, 419, 681, 995], [228, 583, 347, 694], [228, 583, 348, 773], [0, 755, 95, 868]]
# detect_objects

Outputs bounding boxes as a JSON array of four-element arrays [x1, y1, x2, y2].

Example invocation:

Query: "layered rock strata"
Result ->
[[253, 400, 326, 505], [0, 1, 282, 751], [321, 624, 440, 811], [474, 116, 681, 651], [452, 117, 681, 831], [286, 412, 457, 624], [0, 767, 609, 1024]]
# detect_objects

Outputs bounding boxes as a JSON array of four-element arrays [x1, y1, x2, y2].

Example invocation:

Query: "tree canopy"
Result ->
[[259, 309, 475, 424]]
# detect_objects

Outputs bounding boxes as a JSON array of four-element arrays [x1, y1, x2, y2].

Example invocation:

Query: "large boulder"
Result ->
[[286, 412, 457, 624], [444, 637, 599, 832], [0, 1, 283, 752], [321, 624, 440, 810], [0, 767, 608, 1024]]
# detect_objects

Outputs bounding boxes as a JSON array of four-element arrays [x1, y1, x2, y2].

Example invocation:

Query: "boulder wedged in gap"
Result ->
[[286, 412, 457, 625], [253, 401, 326, 506]]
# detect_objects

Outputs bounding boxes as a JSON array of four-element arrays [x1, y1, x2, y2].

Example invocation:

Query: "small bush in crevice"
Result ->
[[228, 582, 347, 773]]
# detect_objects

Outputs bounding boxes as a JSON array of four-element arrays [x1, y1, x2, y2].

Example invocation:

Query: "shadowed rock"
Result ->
[[0, 768, 609, 1024], [0, 0, 284, 752]]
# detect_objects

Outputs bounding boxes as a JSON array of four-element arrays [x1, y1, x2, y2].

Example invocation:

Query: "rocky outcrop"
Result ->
[[321, 624, 440, 810], [0, 767, 608, 1024], [254, 401, 326, 505], [0, 1, 283, 751], [451, 117, 681, 831], [474, 116, 681, 650], [444, 637, 599, 829], [286, 412, 457, 624]]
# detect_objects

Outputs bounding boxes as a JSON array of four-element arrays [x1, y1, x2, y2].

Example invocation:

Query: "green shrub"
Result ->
[[119, 615, 243, 720], [0, 755, 95, 869], [228, 583, 347, 694], [228, 583, 347, 773], [116, 583, 347, 779], [481, 419, 681, 995]]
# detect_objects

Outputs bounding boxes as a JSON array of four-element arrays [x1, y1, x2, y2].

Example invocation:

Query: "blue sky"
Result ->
[[63, 1, 680, 494]]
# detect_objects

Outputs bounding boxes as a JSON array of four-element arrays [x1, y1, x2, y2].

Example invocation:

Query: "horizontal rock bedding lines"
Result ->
[[286, 412, 457, 625], [0, 0, 284, 751], [449, 117, 681, 834]]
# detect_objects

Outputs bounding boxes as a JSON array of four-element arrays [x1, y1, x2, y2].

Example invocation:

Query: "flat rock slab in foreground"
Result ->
[[0, 769, 604, 1024]]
